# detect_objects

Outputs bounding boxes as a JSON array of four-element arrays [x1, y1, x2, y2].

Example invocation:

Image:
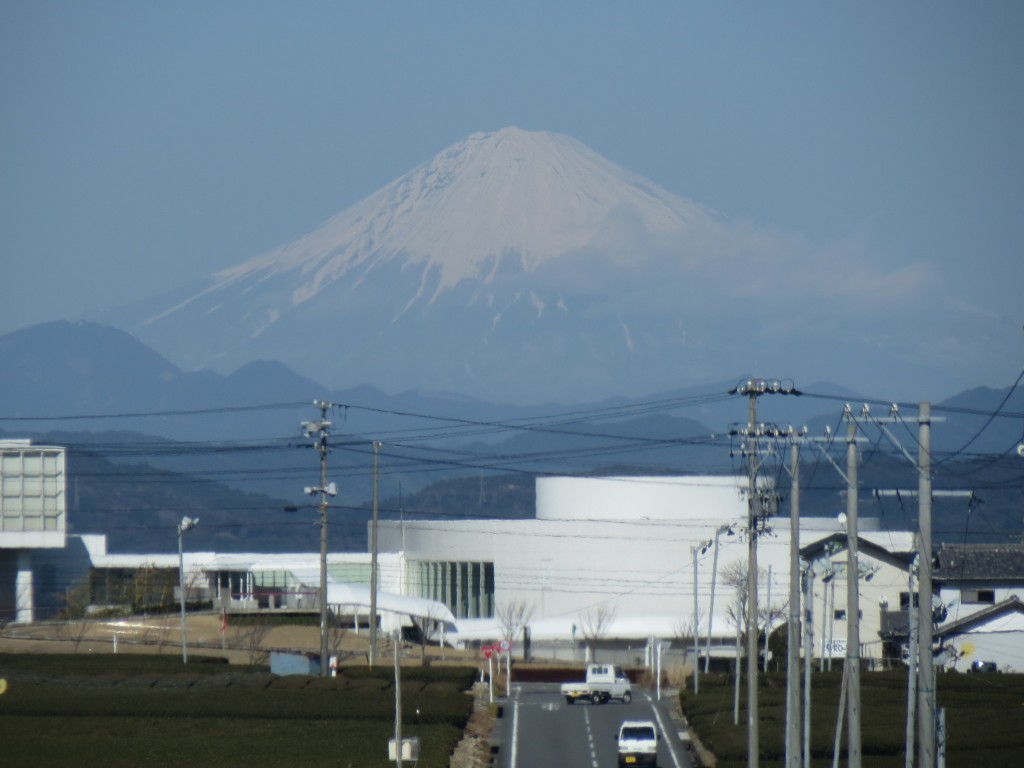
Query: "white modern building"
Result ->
[[0, 440, 67, 623], [376, 475, 918, 666], [14, 451, 984, 672], [70, 536, 453, 635]]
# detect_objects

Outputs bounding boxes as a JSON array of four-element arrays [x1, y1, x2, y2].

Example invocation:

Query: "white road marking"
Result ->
[[583, 707, 599, 768], [642, 691, 686, 768]]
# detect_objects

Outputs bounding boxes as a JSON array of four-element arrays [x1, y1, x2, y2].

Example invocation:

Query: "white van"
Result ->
[[616, 719, 658, 766]]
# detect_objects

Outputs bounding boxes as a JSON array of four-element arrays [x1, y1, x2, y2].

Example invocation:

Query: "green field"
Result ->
[[681, 669, 1024, 768], [0, 654, 477, 768]]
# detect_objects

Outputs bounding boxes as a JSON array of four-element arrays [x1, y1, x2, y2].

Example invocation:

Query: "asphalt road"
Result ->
[[490, 683, 694, 768]]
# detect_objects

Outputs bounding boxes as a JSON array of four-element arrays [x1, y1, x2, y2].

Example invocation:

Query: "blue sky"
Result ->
[[2, 2, 1022, 398]]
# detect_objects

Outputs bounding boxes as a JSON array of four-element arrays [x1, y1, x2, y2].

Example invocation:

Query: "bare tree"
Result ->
[[673, 611, 702, 646], [577, 604, 617, 663], [57, 578, 95, 651], [720, 558, 786, 659], [719, 559, 745, 630], [413, 602, 450, 665], [230, 620, 271, 666], [495, 599, 534, 655], [328, 613, 348, 659]]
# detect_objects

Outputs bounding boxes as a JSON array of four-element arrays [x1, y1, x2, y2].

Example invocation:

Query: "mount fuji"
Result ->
[[105, 126, 915, 403], [106, 126, 753, 402]]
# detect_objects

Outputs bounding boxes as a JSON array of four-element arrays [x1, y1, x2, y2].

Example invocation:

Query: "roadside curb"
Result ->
[[661, 687, 714, 767]]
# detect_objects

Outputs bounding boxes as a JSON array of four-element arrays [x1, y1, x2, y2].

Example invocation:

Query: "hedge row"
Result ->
[[0, 654, 477, 767], [681, 670, 1024, 768]]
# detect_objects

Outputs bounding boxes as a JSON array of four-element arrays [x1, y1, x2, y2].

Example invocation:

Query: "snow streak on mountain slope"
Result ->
[[152, 127, 716, 325]]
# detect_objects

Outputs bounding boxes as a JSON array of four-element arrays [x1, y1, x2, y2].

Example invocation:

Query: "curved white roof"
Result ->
[[536, 475, 751, 522]]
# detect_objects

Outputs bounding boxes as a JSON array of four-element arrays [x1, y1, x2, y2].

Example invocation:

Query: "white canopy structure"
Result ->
[[448, 614, 685, 644], [286, 567, 457, 634]]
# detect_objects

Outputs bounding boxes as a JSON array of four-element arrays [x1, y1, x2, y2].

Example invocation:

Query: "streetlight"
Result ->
[[692, 539, 712, 694], [177, 515, 199, 665], [704, 524, 735, 673]]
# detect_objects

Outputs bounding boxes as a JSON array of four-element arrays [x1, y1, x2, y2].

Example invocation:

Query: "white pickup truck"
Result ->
[[560, 664, 632, 704]]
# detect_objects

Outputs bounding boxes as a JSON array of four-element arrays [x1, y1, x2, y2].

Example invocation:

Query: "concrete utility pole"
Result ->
[[918, 402, 935, 768], [859, 402, 969, 768], [729, 378, 800, 768], [786, 438, 801, 768], [370, 440, 381, 668], [845, 413, 863, 768], [802, 565, 813, 768], [872, 485, 969, 768], [302, 400, 336, 678], [394, 628, 403, 766], [905, 547, 918, 768], [734, 590, 743, 726], [745, 388, 762, 768], [764, 564, 772, 675]]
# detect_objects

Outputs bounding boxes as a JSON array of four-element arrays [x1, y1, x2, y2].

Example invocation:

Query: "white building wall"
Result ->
[[0, 440, 67, 549], [803, 550, 913, 663], [375, 474, 916, 661], [0, 441, 69, 622], [536, 475, 749, 522], [941, 614, 1024, 673], [938, 584, 1024, 614]]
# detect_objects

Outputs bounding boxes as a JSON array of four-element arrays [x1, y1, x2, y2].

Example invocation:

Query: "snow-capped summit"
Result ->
[[119, 127, 732, 401], [89, 127, 1004, 405], [154, 127, 715, 324]]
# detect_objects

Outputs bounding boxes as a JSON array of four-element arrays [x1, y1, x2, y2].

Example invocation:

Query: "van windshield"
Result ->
[[621, 727, 655, 740]]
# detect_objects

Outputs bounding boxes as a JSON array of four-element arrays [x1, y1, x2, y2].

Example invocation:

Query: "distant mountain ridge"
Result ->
[[4, 319, 1020, 440], [2, 318, 1020, 460], [2, 320, 1021, 552]]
